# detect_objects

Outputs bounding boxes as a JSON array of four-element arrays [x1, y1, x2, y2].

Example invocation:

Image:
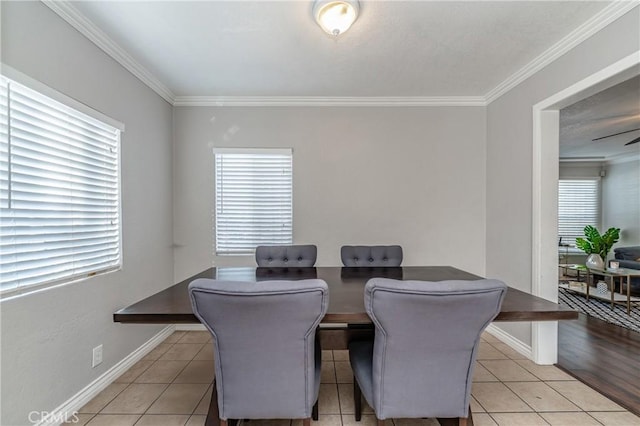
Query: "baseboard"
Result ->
[[485, 324, 533, 359], [38, 325, 175, 426], [175, 324, 206, 331]]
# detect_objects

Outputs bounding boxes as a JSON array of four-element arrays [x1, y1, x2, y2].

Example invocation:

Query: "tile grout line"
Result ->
[[96, 340, 195, 418], [79, 331, 639, 426], [328, 353, 344, 425]]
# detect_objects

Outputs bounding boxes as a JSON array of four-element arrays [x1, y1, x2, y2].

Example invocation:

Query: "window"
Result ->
[[214, 148, 292, 254], [0, 75, 121, 296], [558, 178, 600, 246]]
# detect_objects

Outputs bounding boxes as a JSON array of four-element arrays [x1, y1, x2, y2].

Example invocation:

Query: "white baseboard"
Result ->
[[485, 324, 533, 360], [38, 325, 175, 426], [175, 324, 206, 331]]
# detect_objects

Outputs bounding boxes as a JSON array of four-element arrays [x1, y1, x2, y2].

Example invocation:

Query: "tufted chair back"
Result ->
[[255, 245, 317, 267], [189, 278, 328, 421], [349, 278, 506, 421], [341, 245, 403, 267]]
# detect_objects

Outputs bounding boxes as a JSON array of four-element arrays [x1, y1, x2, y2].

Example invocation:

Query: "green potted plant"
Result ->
[[575, 225, 620, 269]]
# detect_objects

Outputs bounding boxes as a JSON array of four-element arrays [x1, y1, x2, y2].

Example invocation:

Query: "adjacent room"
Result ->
[[1, 1, 639, 426], [554, 74, 640, 414]]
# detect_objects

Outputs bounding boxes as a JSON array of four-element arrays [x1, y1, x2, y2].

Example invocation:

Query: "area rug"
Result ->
[[558, 286, 640, 334]]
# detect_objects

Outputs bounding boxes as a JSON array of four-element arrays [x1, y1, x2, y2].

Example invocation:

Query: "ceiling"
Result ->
[[49, 1, 639, 160], [70, 1, 611, 98], [560, 75, 640, 160]]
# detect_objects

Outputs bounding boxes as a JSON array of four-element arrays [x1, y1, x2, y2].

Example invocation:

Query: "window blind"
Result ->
[[0, 76, 121, 295], [215, 149, 292, 254], [558, 179, 600, 246]]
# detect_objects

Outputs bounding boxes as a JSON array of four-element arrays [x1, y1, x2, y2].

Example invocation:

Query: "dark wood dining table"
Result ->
[[113, 265, 577, 324], [114, 266, 577, 426]]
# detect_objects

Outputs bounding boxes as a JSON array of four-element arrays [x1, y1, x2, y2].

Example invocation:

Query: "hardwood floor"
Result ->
[[557, 313, 640, 415]]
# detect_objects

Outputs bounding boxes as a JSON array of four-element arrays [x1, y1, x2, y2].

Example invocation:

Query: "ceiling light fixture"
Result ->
[[313, 0, 359, 36]]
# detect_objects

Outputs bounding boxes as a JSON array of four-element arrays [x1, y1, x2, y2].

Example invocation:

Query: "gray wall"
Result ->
[[1, 1, 638, 420], [486, 8, 639, 344], [1, 3, 174, 424], [603, 158, 640, 248], [173, 106, 487, 280]]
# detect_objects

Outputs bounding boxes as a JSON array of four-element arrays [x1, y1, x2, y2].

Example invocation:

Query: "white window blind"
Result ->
[[215, 149, 292, 254], [558, 179, 600, 246], [0, 76, 121, 295]]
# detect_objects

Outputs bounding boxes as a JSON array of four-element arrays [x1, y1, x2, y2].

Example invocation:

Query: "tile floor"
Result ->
[[69, 331, 640, 426]]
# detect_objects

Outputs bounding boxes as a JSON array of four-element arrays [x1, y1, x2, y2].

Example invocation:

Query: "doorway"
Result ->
[[531, 51, 640, 364]]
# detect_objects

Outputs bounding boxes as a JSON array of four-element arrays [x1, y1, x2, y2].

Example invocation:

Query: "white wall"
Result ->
[[0, 3, 174, 424], [173, 106, 487, 281], [486, 8, 640, 344], [559, 161, 604, 179], [603, 158, 640, 247]]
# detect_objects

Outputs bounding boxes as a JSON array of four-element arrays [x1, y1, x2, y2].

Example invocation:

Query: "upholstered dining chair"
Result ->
[[255, 244, 318, 267], [189, 278, 329, 426], [341, 245, 403, 267], [349, 278, 507, 426]]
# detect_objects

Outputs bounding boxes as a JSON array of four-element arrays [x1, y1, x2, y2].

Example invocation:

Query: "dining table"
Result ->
[[114, 265, 578, 324], [114, 265, 577, 426]]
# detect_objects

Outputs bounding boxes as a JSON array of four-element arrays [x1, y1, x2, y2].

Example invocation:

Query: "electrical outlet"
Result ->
[[92, 345, 103, 368]]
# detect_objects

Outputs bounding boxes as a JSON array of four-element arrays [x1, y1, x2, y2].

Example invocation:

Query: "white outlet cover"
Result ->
[[92, 345, 103, 368]]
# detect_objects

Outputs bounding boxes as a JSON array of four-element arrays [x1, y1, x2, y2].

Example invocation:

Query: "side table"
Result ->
[[559, 264, 587, 282], [585, 267, 640, 314]]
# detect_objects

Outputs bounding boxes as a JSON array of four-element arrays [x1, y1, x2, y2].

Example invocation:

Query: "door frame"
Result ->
[[531, 51, 639, 364]]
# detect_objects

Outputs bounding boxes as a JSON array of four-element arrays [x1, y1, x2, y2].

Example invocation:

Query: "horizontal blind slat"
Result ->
[[1, 75, 121, 294], [215, 151, 292, 253], [558, 179, 600, 245]]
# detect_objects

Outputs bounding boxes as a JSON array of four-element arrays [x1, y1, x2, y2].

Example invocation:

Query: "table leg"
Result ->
[[627, 276, 631, 315], [586, 271, 590, 301], [610, 276, 614, 310], [619, 276, 624, 295]]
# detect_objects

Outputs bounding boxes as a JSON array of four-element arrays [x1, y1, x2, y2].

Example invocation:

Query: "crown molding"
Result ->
[[41, 0, 175, 104], [605, 151, 640, 164], [485, 1, 639, 104], [42, 0, 637, 108], [559, 157, 606, 163], [173, 96, 487, 107]]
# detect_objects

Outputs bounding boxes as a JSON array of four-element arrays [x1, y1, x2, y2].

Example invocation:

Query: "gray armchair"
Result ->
[[189, 278, 329, 426], [349, 278, 507, 426], [614, 246, 640, 295], [255, 244, 318, 267], [341, 245, 403, 267]]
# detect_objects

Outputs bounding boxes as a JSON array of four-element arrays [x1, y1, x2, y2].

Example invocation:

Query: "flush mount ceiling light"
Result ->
[[313, 0, 360, 36]]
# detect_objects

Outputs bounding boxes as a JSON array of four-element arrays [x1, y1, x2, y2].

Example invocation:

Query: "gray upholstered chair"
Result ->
[[349, 278, 507, 426], [255, 244, 318, 267], [189, 278, 329, 426], [341, 245, 403, 267]]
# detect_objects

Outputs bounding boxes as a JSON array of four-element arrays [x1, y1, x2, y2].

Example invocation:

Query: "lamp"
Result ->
[[313, 0, 359, 36]]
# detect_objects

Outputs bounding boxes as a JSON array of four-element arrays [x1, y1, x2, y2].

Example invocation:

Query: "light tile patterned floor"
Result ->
[[69, 331, 640, 426]]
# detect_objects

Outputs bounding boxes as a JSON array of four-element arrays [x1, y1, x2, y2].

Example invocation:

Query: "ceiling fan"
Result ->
[[592, 128, 640, 146]]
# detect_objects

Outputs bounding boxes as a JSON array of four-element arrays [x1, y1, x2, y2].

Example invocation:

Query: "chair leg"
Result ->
[[353, 377, 362, 421], [458, 405, 474, 426], [206, 378, 221, 426], [437, 405, 474, 426], [303, 418, 311, 426], [312, 400, 319, 421]]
